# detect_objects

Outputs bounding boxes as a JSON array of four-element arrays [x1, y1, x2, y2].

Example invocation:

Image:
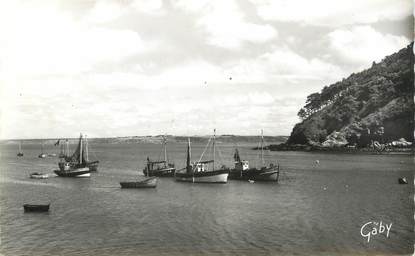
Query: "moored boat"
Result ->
[[143, 136, 176, 177], [23, 204, 50, 212], [120, 177, 158, 188], [175, 130, 229, 183], [229, 130, 279, 182], [30, 172, 49, 179], [55, 134, 91, 178], [58, 135, 99, 172]]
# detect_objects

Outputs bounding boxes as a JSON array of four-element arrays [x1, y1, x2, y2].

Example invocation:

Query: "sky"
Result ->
[[0, 0, 412, 139]]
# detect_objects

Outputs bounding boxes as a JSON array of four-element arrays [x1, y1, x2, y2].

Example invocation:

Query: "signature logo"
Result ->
[[360, 221, 392, 243]]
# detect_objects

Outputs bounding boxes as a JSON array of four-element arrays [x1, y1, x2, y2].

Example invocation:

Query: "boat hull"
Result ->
[[120, 177, 158, 188], [54, 167, 91, 178], [144, 167, 176, 177], [23, 204, 50, 212], [175, 169, 229, 183], [229, 167, 279, 182], [58, 161, 99, 172]]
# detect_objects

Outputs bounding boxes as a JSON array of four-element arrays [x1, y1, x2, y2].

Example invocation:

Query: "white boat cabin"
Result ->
[[194, 162, 208, 172]]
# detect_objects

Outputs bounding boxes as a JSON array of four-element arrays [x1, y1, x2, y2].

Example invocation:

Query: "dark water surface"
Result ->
[[0, 142, 413, 255]]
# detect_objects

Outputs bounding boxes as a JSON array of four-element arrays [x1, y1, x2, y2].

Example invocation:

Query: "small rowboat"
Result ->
[[23, 204, 50, 212], [120, 177, 158, 189], [30, 172, 49, 179]]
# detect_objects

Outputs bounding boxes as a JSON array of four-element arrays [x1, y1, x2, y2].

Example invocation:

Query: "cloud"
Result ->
[[174, 0, 277, 49], [226, 47, 345, 87], [130, 0, 165, 15], [0, 2, 155, 77], [251, 0, 412, 26], [85, 0, 126, 23], [327, 25, 410, 68], [86, 0, 165, 24]]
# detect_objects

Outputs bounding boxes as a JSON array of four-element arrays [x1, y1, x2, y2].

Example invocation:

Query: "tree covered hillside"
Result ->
[[287, 43, 414, 147]]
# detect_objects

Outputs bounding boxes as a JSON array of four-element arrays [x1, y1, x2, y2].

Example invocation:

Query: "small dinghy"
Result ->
[[120, 177, 158, 189], [30, 172, 49, 179], [23, 204, 50, 212]]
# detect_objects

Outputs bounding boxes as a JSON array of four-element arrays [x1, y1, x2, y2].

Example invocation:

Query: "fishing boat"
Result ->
[[17, 141, 24, 157], [54, 133, 91, 178], [23, 203, 50, 212], [175, 130, 229, 183], [120, 159, 158, 188], [38, 141, 47, 158], [120, 177, 158, 188], [229, 130, 279, 182], [30, 172, 49, 179], [143, 136, 176, 177], [57, 134, 99, 173]]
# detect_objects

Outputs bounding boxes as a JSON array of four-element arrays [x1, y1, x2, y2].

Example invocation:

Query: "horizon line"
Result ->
[[0, 134, 290, 141]]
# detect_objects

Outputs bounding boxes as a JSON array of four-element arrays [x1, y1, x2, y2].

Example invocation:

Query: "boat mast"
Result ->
[[163, 135, 167, 164], [186, 138, 192, 174], [19, 141, 22, 152], [85, 135, 89, 162], [260, 129, 264, 166], [79, 133, 83, 164], [65, 139, 69, 157], [213, 129, 216, 171]]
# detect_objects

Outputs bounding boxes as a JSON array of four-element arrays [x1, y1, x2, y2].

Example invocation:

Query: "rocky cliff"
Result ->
[[287, 44, 414, 148]]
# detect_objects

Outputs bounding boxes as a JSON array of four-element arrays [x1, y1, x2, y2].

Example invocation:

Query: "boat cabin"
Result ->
[[235, 160, 249, 171], [194, 160, 214, 172]]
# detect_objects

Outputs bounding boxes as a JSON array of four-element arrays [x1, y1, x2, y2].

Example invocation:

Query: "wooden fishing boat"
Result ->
[[120, 177, 158, 188], [55, 134, 91, 178], [30, 172, 49, 179], [175, 130, 229, 183], [58, 135, 99, 172], [229, 130, 279, 182], [17, 141, 24, 157], [23, 204, 50, 212], [143, 136, 176, 177]]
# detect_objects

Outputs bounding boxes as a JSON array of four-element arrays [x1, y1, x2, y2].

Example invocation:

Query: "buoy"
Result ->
[[398, 177, 408, 184], [315, 160, 320, 165]]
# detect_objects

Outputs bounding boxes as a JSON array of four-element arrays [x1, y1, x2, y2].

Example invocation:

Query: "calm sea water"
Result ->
[[0, 142, 413, 256]]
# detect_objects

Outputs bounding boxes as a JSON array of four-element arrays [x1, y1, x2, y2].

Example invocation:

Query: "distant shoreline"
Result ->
[[0, 135, 289, 145]]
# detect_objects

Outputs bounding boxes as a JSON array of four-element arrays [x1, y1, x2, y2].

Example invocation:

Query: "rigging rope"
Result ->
[[194, 136, 212, 171]]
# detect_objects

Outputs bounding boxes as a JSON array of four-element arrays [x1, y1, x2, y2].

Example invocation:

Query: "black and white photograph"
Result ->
[[0, 0, 413, 255]]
